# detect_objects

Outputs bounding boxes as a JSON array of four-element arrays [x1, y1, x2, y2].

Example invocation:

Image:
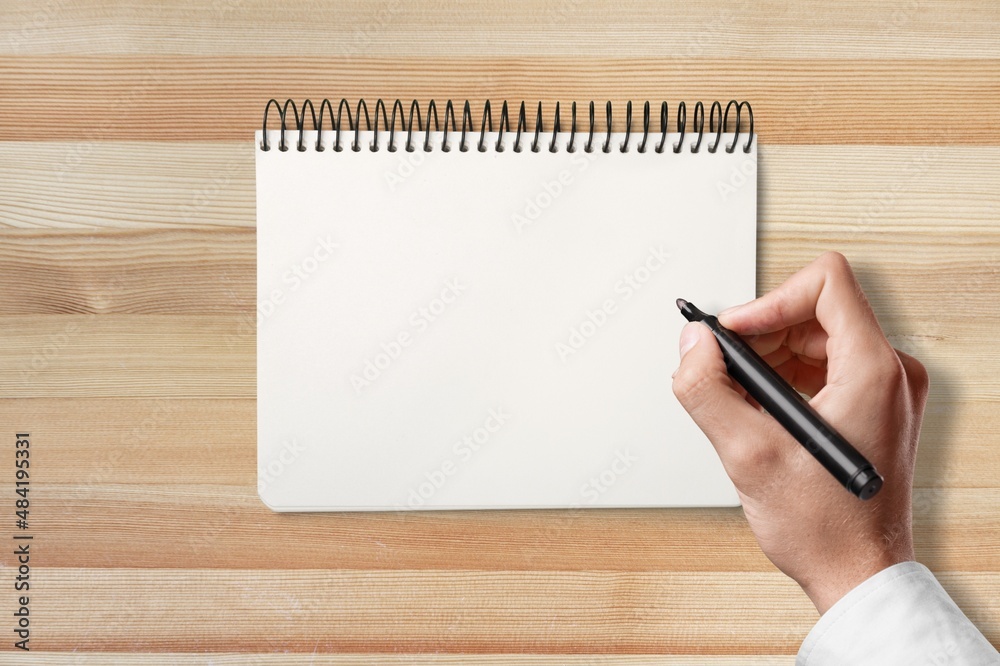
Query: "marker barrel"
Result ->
[[705, 316, 883, 500]]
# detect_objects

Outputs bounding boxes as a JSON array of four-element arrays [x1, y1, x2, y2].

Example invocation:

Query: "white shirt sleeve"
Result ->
[[797, 561, 998, 665]]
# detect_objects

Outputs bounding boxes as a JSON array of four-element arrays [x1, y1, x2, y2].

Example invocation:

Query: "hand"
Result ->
[[671, 252, 929, 614]]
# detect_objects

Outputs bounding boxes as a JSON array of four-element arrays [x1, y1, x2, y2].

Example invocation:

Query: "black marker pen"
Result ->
[[676, 299, 883, 500]]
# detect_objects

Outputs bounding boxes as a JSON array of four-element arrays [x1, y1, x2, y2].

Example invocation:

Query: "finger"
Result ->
[[798, 353, 827, 368], [672, 323, 783, 474], [732, 319, 829, 369], [718, 252, 882, 343], [740, 329, 787, 357], [784, 318, 829, 361], [770, 356, 828, 398], [717, 252, 895, 388], [762, 345, 795, 367]]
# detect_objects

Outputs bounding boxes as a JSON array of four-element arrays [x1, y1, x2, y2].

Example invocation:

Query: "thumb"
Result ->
[[672, 322, 781, 474]]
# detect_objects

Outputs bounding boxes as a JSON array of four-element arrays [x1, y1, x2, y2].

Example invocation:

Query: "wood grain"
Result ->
[[0, 315, 253, 398], [0, 228, 255, 312], [9, 569, 998, 652], [0, 305, 996, 401], [0, 656, 797, 666], [0, 396, 993, 574], [0, 0, 998, 660], [0, 58, 998, 143], [0, 569, 829, 652], [0, 142, 252, 229], [2, 143, 995, 232], [5, 482, 996, 572], [2, 0, 999, 58], [0, 396, 994, 490]]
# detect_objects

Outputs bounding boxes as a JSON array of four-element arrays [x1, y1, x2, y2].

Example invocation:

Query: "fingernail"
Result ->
[[679, 323, 699, 360]]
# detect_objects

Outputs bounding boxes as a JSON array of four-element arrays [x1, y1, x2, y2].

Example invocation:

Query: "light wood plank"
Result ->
[[0, 223, 994, 330], [0, 228, 254, 313], [2, 144, 995, 232], [7, 398, 996, 489], [0, 480, 991, 572], [0, 394, 994, 573], [3, 307, 999, 401], [0, 655, 796, 666], [0, 58, 997, 143], [0, 398, 254, 486], [0, 568, 815, 652], [0, 315, 253, 398], [1, 0, 998, 58], [1, 2, 998, 659], [2, 569, 995, 652], [0, 142, 253, 229]]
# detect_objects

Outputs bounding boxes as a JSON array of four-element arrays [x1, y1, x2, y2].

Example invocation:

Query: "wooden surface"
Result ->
[[1, 1, 998, 662]]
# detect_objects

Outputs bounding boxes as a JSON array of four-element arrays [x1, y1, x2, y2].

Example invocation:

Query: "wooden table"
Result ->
[[1, 1, 997, 662]]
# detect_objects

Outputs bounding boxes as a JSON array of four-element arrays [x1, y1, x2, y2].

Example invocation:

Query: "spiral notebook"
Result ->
[[256, 98, 756, 511]]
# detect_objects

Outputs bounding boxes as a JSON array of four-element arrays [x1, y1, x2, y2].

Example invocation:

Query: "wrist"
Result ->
[[802, 548, 914, 614]]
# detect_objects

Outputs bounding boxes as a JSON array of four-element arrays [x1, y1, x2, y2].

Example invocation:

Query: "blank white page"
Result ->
[[256, 129, 756, 510]]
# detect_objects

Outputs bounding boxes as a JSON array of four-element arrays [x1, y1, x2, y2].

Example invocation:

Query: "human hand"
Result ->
[[672, 252, 929, 614]]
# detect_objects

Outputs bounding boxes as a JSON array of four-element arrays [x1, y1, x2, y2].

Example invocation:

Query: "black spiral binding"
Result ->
[[260, 99, 753, 155]]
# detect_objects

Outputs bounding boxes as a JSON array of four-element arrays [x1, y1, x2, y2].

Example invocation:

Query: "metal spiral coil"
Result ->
[[260, 99, 753, 155]]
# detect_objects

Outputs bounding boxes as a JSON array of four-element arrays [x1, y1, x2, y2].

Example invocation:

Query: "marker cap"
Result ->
[[848, 466, 883, 500]]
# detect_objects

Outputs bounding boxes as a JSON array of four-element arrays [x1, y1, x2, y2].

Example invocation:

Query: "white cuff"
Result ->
[[797, 561, 998, 665]]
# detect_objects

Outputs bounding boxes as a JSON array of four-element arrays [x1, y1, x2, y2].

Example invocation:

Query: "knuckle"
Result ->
[[897, 349, 930, 393], [758, 291, 793, 330], [882, 350, 906, 385], [820, 250, 851, 273], [726, 439, 781, 477], [672, 365, 718, 411], [820, 251, 861, 289]]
